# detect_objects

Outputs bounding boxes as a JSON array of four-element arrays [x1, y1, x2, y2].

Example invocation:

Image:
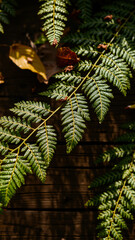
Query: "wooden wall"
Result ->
[[0, 1, 135, 239]]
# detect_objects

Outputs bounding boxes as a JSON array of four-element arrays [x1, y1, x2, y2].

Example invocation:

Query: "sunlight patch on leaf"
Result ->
[[9, 43, 48, 83]]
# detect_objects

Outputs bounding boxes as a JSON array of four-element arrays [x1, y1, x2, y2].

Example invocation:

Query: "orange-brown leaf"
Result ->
[[97, 44, 108, 50], [9, 43, 47, 83], [56, 47, 80, 67], [104, 14, 113, 21]]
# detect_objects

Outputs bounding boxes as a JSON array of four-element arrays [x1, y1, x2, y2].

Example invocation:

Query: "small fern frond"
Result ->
[[10, 101, 51, 123], [61, 93, 90, 153], [76, 0, 92, 23], [21, 143, 46, 182], [0, 152, 32, 206], [82, 74, 113, 123], [36, 124, 57, 166], [0, 0, 17, 33], [38, 0, 70, 45]]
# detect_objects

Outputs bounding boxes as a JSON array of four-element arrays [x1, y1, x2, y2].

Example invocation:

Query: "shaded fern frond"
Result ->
[[38, 0, 70, 45], [0, 0, 17, 33], [86, 122, 135, 239], [76, 0, 92, 24]]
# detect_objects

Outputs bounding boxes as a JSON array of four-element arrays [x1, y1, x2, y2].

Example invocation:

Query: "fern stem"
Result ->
[[44, 121, 50, 164], [53, 0, 56, 40], [69, 97, 75, 147]]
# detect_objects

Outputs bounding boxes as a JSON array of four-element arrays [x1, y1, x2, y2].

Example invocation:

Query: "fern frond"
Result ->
[[21, 143, 46, 182], [38, 0, 70, 45], [76, 0, 92, 23], [0, 100, 57, 208], [0, 0, 17, 33], [36, 124, 57, 166], [0, 152, 32, 206], [87, 122, 135, 239], [61, 93, 90, 153], [82, 74, 113, 123], [60, 0, 135, 123]]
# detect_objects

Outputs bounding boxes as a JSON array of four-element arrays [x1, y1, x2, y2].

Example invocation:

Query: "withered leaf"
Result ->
[[56, 47, 80, 68], [104, 14, 113, 21], [97, 44, 108, 50], [9, 43, 48, 84]]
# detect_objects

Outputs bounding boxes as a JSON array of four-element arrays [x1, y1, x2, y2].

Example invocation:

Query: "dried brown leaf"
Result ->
[[9, 43, 47, 83]]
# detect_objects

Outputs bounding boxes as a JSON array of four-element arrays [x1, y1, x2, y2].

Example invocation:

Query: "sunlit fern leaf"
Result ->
[[95, 55, 131, 95], [61, 94, 89, 153], [0, 142, 10, 155], [36, 124, 57, 166], [110, 41, 135, 70], [55, 72, 82, 85], [75, 44, 99, 58], [38, 0, 70, 45], [10, 101, 51, 123], [40, 81, 75, 100], [96, 144, 135, 163], [82, 74, 113, 123], [21, 143, 47, 182], [14, 101, 51, 117], [0, 99, 58, 208], [0, 116, 32, 134], [0, 127, 21, 144], [0, 153, 32, 206]]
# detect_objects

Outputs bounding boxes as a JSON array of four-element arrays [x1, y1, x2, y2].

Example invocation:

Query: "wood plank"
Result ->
[[0, 210, 97, 240], [0, 210, 134, 240]]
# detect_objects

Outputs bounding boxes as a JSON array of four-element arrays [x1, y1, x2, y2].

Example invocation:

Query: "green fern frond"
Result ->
[[61, 93, 90, 153], [82, 74, 113, 123], [86, 123, 135, 239], [10, 101, 51, 123], [60, 0, 135, 123], [76, 0, 92, 23], [21, 143, 46, 182], [0, 152, 32, 206], [36, 124, 57, 166], [38, 0, 70, 45], [0, 0, 17, 33], [0, 100, 57, 208]]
